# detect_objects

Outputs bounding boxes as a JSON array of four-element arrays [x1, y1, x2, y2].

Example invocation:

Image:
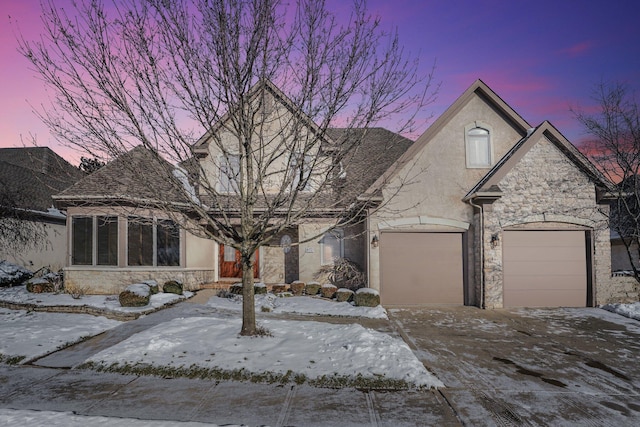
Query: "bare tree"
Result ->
[[19, 0, 435, 335], [575, 81, 640, 281]]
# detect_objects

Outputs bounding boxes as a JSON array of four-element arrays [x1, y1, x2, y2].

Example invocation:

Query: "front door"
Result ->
[[219, 244, 260, 278]]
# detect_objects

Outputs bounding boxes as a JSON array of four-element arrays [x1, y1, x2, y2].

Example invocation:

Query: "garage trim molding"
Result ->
[[378, 216, 470, 231]]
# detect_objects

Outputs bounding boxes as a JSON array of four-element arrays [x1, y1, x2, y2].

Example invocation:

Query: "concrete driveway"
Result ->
[[388, 306, 640, 426]]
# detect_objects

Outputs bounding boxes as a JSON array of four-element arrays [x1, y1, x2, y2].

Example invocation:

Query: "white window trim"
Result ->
[[320, 228, 344, 265], [465, 121, 494, 169]]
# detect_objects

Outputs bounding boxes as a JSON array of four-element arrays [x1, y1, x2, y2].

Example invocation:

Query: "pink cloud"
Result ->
[[561, 41, 595, 57]]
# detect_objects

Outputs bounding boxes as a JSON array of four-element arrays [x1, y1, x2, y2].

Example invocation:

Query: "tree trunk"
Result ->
[[240, 249, 256, 336]]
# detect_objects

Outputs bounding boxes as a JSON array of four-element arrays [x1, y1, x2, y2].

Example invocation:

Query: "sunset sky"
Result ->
[[1, 0, 639, 165]]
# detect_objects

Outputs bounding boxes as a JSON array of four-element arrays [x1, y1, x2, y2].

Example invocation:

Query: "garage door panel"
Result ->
[[503, 247, 585, 262], [503, 230, 587, 308], [503, 260, 586, 276], [380, 232, 463, 305], [504, 274, 586, 291], [504, 289, 586, 308]]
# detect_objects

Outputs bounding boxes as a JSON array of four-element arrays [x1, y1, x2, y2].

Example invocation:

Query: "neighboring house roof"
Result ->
[[363, 79, 531, 196], [0, 147, 84, 212], [464, 121, 613, 201], [326, 127, 414, 201], [54, 145, 189, 207]]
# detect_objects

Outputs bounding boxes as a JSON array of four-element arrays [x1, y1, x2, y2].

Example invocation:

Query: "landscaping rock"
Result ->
[[305, 281, 321, 296], [254, 282, 267, 294], [290, 281, 305, 296], [272, 284, 288, 293], [25, 269, 63, 293], [26, 277, 55, 293], [354, 288, 380, 307], [163, 280, 183, 295], [320, 283, 337, 299], [119, 283, 152, 307], [143, 280, 160, 294], [229, 283, 243, 295], [335, 288, 354, 302], [0, 261, 33, 287]]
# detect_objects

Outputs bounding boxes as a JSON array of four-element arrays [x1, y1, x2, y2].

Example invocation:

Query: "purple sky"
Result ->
[[1, 0, 639, 164]]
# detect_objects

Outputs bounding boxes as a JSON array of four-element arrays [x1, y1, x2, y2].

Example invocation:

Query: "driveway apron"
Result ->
[[388, 306, 640, 426]]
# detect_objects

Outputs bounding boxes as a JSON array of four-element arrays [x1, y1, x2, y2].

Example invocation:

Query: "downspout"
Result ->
[[468, 198, 485, 309]]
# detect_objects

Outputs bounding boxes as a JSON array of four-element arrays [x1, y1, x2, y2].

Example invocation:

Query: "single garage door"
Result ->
[[503, 230, 587, 307], [380, 232, 463, 305]]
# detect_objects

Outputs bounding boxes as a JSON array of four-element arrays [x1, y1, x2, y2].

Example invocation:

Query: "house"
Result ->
[[54, 79, 636, 307], [0, 147, 84, 271], [54, 81, 412, 294], [366, 79, 635, 308]]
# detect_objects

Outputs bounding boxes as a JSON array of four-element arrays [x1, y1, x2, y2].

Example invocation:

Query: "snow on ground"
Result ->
[[601, 302, 640, 321], [0, 308, 121, 364], [0, 285, 191, 314], [87, 316, 442, 389], [0, 409, 232, 426], [207, 293, 388, 319]]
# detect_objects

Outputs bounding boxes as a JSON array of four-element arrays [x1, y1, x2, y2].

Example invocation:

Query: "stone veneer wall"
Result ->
[[64, 268, 216, 294], [480, 138, 619, 308]]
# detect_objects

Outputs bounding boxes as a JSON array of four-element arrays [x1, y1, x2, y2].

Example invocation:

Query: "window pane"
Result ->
[[97, 216, 118, 266], [321, 230, 343, 265], [467, 128, 491, 167], [223, 245, 237, 262], [128, 217, 153, 266], [157, 220, 180, 266], [219, 154, 240, 193], [72, 217, 93, 265]]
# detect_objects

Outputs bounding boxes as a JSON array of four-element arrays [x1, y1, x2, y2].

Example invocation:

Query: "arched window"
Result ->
[[466, 127, 491, 168]]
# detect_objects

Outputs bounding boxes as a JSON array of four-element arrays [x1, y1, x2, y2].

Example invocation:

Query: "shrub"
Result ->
[[0, 261, 33, 287], [305, 281, 321, 296], [290, 281, 305, 296], [335, 288, 354, 302], [354, 288, 380, 307], [26, 277, 55, 293], [119, 283, 151, 307], [163, 280, 183, 295], [254, 282, 267, 295], [314, 258, 365, 291], [320, 283, 337, 299], [65, 284, 90, 299]]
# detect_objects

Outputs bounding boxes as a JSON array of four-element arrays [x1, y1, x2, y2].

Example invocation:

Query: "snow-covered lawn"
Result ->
[[601, 301, 640, 321], [0, 286, 440, 389], [0, 308, 121, 364], [207, 293, 388, 319], [84, 316, 442, 389], [0, 285, 191, 315]]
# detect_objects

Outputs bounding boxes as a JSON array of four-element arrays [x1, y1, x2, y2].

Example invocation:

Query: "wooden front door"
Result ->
[[219, 244, 260, 278]]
